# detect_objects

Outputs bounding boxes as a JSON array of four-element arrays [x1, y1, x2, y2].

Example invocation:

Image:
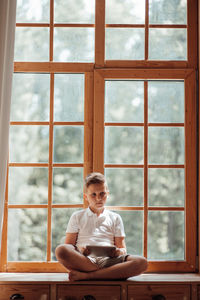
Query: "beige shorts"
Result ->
[[87, 254, 128, 269]]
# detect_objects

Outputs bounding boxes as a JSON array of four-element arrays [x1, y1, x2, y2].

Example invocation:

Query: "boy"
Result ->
[[55, 172, 148, 281]]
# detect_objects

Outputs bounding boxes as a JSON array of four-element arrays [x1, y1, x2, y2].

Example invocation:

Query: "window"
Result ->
[[0, 0, 197, 273], [93, 69, 196, 272]]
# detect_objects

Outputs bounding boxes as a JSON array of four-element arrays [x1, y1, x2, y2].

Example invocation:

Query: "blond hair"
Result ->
[[84, 172, 106, 190]]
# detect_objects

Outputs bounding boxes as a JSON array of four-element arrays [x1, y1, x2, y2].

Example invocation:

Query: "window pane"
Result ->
[[106, 28, 145, 60], [53, 168, 83, 204], [149, 0, 187, 24], [8, 209, 47, 261], [106, 0, 145, 24], [105, 81, 144, 123], [54, 0, 95, 23], [118, 211, 143, 256], [9, 126, 49, 163], [105, 127, 144, 164], [54, 74, 84, 122], [148, 211, 184, 260], [149, 29, 187, 60], [54, 28, 94, 62], [11, 74, 50, 122], [148, 81, 184, 123], [105, 169, 143, 206], [52, 208, 80, 260], [8, 167, 48, 204], [14, 27, 49, 61], [148, 169, 185, 207], [53, 126, 84, 163], [16, 0, 50, 23], [148, 127, 184, 164]]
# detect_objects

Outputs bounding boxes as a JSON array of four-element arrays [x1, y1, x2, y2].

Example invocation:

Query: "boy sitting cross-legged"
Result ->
[[55, 172, 148, 281]]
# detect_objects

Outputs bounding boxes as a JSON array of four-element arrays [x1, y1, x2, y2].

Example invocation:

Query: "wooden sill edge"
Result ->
[[0, 273, 200, 284]]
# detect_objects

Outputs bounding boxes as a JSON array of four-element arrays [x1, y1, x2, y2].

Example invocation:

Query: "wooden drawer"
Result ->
[[128, 284, 190, 300], [57, 284, 121, 300], [197, 285, 200, 299], [0, 284, 49, 300]]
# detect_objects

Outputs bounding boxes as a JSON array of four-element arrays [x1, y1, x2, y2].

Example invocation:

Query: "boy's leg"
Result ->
[[55, 244, 98, 272], [69, 255, 148, 281]]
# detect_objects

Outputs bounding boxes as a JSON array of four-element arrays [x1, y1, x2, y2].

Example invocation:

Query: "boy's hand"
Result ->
[[81, 247, 91, 256], [109, 247, 126, 258]]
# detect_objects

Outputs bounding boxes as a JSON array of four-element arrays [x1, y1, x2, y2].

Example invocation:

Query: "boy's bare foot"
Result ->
[[68, 270, 88, 281]]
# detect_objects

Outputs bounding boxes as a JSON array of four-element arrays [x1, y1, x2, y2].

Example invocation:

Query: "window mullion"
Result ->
[[187, 0, 197, 68], [95, 0, 105, 67], [144, 81, 148, 259], [145, 0, 149, 61], [49, 0, 54, 62], [185, 71, 197, 270], [84, 72, 94, 207], [47, 73, 54, 262], [93, 71, 105, 173]]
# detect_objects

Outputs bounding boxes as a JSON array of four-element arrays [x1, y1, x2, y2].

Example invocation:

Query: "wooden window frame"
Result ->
[[93, 68, 197, 273], [0, 0, 198, 273], [0, 69, 94, 273], [100, 0, 197, 69]]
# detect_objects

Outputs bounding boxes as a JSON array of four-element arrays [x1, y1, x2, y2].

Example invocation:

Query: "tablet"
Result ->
[[86, 245, 116, 256]]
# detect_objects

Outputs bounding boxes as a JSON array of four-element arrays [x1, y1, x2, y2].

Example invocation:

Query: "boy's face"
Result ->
[[84, 183, 108, 214]]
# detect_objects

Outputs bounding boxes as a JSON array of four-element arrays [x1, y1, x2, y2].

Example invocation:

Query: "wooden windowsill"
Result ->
[[0, 273, 200, 284]]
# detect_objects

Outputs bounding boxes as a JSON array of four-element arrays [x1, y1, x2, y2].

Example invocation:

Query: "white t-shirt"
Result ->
[[66, 207, 125, 251]]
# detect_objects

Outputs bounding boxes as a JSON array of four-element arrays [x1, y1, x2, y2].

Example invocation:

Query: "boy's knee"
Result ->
[[140, 257, 148, 272], [55, 244, 72, 261], [129, 256, 148, 273], [55, 245, 65, 260]]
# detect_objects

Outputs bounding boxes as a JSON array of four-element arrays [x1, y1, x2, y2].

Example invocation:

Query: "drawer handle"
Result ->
[[10, 294, 24, 300], [152, 295, 166, 300], [82, 295, 96, 300]]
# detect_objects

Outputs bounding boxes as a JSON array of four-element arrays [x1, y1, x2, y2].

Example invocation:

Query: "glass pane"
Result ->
[[54, 74, 84, 122], [149, 29, 187, 60], [53, 126, 84, 163], [54, 0, 95, 23], [54, 28, 94, 62], [106, 0, 145, 24], [53, 168, 83, 204], [11, 74, 50, 122], [148, 169, 185, 207], [14, 27, 49, 61], [9, 126, 49, 163], [149, 0, 187, 24], [16, 0, 50, 23], [148, 211, 184, 260], [148, 81, 184, 123], [105, 169, 143, 206], [8, 167, 48, 204], [148, 127, 184, 164], [105, 127, 144, 164], [52, 208, 80, 260], [118, 211, 143, 256], [105, 81, 144, 123], [8, 209, 47, 261], [106, 28, 145, 60]]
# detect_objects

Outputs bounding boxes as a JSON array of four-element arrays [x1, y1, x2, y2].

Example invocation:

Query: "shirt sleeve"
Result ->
[[66, 212, 79, 233], [114, 214, 126, 237]]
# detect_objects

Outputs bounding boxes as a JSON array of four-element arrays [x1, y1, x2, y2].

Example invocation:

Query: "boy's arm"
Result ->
[[64, 232, 90, 256], [112, 236, 127, 256], [64, 232, 78, 245]]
